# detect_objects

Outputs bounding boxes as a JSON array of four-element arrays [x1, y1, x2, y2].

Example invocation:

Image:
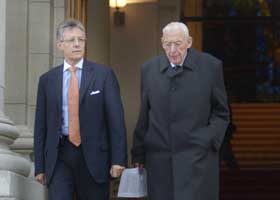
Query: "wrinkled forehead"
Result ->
[[63, 27, 85, 37], [162, 28, 186, 42]]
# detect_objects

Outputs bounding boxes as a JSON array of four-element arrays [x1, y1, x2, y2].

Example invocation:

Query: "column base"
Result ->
[[0, 170, 47, 200]]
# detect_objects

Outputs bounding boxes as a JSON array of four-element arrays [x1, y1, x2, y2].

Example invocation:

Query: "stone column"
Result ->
[[4, 0, 33, 177], [0, 0, 46, 199], [10, 125, 35, 178], [5, 0, 65, 180], [0, 0, 30, 177]]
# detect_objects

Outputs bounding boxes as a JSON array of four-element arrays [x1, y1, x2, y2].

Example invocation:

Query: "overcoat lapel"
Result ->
[[160, 48, 196, 78]]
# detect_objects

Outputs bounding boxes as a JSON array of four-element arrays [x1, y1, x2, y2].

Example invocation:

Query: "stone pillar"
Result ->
[[0, 0, 6, 117], [10, 125, 35, 178], [53, 0, 66, 66], [9, 0, 65, 181], [0, 0, 30, 177], [4, 0, 33, 177], [0, 0, 46, 199]]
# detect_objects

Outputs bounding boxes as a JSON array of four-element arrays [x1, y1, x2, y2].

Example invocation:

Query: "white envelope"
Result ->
[[117, 168, 148, 198]]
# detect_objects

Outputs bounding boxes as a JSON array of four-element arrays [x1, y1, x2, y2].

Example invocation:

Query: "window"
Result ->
[[182, 0, 280, 102]]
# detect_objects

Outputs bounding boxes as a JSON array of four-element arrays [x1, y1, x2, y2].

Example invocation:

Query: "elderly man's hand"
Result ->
[[110, 165, 125, 178], [35, 173, 46, 185]]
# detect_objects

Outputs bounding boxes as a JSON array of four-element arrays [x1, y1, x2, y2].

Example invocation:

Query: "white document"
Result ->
[[117, 167, 147, 198]]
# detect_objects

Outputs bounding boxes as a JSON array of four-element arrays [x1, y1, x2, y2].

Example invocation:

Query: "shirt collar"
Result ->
[[160, 48, 196, 73], [63, 58, 84, 72]]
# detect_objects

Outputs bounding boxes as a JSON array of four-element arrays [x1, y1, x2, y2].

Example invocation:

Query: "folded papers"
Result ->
[[117, 168, 147, 198]]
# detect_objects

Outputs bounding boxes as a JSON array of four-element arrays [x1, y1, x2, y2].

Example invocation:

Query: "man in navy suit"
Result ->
[[34, 19, 127, 200]]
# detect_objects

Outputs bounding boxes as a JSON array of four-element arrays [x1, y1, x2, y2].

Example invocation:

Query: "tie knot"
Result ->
[[69, 66, 77, 73]]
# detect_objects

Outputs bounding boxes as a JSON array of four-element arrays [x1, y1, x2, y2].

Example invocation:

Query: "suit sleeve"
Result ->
[[104, 69, 127, 166], [131, 66, 150, 164], [33, 76, 47, 176], [195, 61, 230, 152]]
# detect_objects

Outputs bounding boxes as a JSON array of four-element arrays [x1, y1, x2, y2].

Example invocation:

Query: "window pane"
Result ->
[[182, 0, 280, 102], [203, 22, 280, 101], [203, 0, 275, 17], [203, 21, 258, 102]]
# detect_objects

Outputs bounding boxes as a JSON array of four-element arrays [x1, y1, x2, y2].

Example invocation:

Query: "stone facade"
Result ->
[[0, 0, 180, 199]]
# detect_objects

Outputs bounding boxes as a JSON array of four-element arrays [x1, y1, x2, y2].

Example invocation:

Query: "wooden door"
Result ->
[[66, 0, 87, 26]]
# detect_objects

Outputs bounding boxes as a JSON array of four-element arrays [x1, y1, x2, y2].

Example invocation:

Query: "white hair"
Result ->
[[162, 22, 190, 39]]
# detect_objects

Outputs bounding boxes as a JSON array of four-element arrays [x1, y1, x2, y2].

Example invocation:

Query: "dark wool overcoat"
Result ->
[[132, 48, 229, 200]]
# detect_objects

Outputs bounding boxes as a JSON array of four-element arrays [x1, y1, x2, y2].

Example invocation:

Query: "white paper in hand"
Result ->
[[117, 167, 147, 198]]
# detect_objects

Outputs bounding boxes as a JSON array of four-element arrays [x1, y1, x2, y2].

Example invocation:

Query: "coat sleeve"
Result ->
[[209, 61, 230, 151], [131, 66, 150, 164], [34, 75, 47, 176], [195, 61, 230, 152], [104, 69, 127, 166]]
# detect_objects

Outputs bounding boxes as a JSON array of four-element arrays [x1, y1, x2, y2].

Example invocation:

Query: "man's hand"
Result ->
[[110, 165, 125, 178], [35, 173, 46, 185]]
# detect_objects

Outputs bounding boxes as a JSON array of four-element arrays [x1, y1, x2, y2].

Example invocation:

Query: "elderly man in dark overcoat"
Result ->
[[132, 22, 229, 200]]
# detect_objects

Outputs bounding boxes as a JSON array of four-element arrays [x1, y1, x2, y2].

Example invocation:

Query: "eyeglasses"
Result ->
[[162, 41, 184, 49], [62, 37, 86, 44]]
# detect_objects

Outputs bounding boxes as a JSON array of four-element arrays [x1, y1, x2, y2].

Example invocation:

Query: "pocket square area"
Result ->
[[90, 90, 100, 95]]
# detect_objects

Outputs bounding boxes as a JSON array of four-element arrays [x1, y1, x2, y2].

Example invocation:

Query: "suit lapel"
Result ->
[[55, 65, 63, 116], [79, 60, 95, 104]]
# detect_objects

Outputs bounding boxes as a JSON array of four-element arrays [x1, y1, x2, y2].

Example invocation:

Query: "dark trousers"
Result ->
[[48, 137, 109, 200]]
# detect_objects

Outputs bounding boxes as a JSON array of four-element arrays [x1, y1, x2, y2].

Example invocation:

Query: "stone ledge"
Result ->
[[0, 171, 47, 200]]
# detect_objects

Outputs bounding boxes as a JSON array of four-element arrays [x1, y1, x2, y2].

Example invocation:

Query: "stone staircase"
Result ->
[[220, 103, 280, 200]]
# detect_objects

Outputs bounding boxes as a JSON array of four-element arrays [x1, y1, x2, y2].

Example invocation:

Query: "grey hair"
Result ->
[[162, 22, 190, 39], [56, 19, 86, 41]]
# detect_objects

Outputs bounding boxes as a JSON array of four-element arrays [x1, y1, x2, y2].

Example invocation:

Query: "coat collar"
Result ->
[[159, 48, 196, 73]]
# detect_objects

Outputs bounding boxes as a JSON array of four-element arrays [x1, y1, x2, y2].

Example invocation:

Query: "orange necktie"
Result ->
[[68, 66, 81, 146]]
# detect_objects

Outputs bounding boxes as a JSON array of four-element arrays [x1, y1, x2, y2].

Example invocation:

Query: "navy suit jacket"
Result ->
[[34, 59, 127, 184]]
